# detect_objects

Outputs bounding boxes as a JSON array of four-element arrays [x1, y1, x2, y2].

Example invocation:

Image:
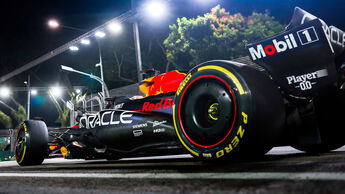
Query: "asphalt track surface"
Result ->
[[1, 146, 345, 193]]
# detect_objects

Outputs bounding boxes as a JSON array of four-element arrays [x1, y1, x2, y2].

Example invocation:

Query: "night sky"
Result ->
[[0, 0, 344, 126], [1, 0, 344, 80]]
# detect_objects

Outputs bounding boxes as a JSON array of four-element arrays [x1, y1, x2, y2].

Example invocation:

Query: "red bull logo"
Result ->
[[142, 98, 173, 112]]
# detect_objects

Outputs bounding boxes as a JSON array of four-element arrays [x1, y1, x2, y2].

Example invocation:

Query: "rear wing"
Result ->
[[246, 7, 345, 97]]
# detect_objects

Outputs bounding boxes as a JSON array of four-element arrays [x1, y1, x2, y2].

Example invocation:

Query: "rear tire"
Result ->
[[173, 61, 285, 160], [15, 120, 48, 166]]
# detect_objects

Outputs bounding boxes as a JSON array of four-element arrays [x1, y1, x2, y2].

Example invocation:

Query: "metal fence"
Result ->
[[0, 129, 16, 161]]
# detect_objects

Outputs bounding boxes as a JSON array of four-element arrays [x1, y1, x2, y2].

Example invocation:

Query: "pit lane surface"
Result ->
[[1, 146, 345, 193]]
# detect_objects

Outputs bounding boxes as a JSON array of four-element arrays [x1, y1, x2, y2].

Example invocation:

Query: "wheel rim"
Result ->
[[178, 75, 236, 148], [15, 127, 26, 160]]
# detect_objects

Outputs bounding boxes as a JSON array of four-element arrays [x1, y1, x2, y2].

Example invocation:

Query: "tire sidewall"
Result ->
[[15, 120, 48, 165]]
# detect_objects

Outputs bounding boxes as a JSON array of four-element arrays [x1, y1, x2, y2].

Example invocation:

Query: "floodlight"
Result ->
[[0, 87, 11, 98], [48, 19, 60, 28], [80, 39, 90, 45], [50, 86, 63, 97], [95, 31, 106, 38], [108, 22, 122, 34]]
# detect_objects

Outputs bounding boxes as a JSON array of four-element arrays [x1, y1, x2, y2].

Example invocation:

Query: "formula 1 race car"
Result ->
[[15, 7, 345, 165]]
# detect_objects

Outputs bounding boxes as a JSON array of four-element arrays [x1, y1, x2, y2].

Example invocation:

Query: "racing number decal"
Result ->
[[297, 27, 319, 46]]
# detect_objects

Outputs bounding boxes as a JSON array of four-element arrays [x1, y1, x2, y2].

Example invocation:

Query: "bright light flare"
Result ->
[[108, 22, 122, 34], [50, 86, 63, 97], [48, 19, 60, 29], [143, 0, 168, 20], [0, 87, 11, 98], [61, 65, 75, 72], [69, 46, 79, 51], [95, 31, 106, 38], [80, 39, 90, 45], [31, 89, 38, 96]]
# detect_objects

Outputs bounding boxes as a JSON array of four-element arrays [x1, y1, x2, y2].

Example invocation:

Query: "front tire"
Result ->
[[15, 120, 48, 166]]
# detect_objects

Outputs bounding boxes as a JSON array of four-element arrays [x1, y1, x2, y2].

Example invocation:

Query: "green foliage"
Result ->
[[0, 111, 12, 129], [10, 105, 26, 128], [0, 99, 26, 129], [49, 92, 87, 127], [164, 5, 284, 70], [60, 104, 70, 128], [48, 91, 71, 128]]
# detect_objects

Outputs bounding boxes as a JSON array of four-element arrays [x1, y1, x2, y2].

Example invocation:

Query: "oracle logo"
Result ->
[[79, 111, 133, 129], [322, 25, 345, 51]]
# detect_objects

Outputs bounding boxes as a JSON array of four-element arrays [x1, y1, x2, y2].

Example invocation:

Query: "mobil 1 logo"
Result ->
[[286, 69, 328, 91], [248, 26, 319, 61], [297, 27, 319, 45]]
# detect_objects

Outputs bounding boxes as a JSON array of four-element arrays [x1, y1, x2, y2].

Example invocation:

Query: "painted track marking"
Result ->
[[0, 172, 345, 181]]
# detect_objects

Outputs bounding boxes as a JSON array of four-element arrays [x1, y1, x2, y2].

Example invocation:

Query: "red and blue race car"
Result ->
[[15, 7, 345, 165]]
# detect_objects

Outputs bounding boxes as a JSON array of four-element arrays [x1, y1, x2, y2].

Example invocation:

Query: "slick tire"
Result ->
[[15, 120, 48, 166], [173, 61, 285, 160]]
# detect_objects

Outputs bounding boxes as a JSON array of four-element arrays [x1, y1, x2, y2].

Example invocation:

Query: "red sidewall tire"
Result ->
[[173, 63, 252, 160], [15, 120, 48, 166]]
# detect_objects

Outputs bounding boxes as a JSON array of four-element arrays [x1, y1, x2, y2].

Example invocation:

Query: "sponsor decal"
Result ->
[[197, 66, 245, 95], [153, 128, 166, 133], [79, 111, 133, 129], [322, 25, 345, 51], [249, 34, 298, 60], [286, 69, 328, 91], [249, 27, 319, 60], [215, 112, 247, 158], [114, 103, 124, 110], [132, 123, 148, 129], [152, 120, 167, 127], [176, 73, 192, 96], [142, 98, 173, 112], [133, 130, 143, 137]]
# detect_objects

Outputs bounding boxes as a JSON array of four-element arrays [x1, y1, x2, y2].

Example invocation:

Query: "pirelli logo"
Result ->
[[176, 73, 192, 96]]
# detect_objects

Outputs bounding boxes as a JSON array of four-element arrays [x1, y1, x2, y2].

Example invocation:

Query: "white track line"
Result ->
[[0, 172, 345, 181]]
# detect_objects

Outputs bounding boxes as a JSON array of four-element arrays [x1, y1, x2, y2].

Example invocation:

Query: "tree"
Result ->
[[0, 111, 12, 129], [0, 99, 26, 129], [49, 92, 87, 127], [48, 91, 70, 128], [164, 5, 284, 70], [8, 98, 26, 127]]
